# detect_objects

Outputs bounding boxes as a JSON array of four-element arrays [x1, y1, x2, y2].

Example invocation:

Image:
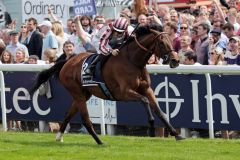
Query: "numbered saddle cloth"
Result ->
[[81, 54, 115, 100]]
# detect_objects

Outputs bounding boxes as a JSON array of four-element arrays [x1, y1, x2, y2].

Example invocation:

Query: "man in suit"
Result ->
[[26, 17, 43, 59]]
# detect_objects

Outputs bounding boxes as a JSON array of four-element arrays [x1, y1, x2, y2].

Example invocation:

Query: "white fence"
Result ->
[[1, 64, 240, 138]]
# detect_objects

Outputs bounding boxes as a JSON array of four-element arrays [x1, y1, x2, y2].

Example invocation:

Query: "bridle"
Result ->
[[134, 30, 175, 56]]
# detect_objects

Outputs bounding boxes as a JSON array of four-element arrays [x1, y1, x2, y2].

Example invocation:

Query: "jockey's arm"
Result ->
[[99, 29, 113, 55]]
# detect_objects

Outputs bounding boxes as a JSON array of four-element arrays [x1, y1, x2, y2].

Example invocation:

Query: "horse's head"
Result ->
[[132, 24, 179, 68], [150, 29, 180, 68]]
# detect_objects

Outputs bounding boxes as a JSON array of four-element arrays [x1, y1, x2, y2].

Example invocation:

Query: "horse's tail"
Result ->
[[30, 59, 67, 95]]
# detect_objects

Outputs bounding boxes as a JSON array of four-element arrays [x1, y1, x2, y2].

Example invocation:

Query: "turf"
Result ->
[[0, 132, 239, 160]]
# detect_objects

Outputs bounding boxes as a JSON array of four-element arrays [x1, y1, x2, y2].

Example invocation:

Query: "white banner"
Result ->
[[21, 0, 74, 24], [87, 96, 117, 124]]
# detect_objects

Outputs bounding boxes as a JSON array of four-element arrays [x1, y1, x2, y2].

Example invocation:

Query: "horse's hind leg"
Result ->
[[74, 96, 103, 145], [56, 101, 78, 142]]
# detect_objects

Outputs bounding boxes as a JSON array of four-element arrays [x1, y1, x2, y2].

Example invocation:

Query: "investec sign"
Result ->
[[21, 0, 74, 24], [1, 72, 240, 130], [117, 74, 240, 130]]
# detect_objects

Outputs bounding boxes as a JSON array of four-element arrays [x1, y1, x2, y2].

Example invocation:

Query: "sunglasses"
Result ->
[[210, 52, 216, 55], [180, 27, 188, 30], [21, 26, 27, 28]]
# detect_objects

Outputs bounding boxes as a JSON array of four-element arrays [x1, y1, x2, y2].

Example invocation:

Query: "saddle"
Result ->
[[81, 54, 115, 100]]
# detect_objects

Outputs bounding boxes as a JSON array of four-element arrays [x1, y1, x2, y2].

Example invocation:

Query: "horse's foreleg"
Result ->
[[145, 88, 184, 140], [56, 101, 78, 142], [123, 89, 155, 136], [140, 96, 155, 137]]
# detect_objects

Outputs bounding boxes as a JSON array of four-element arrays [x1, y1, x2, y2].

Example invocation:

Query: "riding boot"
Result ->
[[85, 54, 105, 75]]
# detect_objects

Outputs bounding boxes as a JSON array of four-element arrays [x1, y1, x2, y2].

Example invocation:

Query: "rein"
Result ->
[[134, 30, 171, 53]]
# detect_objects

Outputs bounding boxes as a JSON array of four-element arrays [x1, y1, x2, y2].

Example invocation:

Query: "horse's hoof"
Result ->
[[147, 128, 156, 137], [175, 135, 185, 141], [56, 132, 64, 142], [56, 137, 64, 143]]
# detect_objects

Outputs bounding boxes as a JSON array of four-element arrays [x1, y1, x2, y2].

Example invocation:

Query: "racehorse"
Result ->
[[31, 24, 182, 144]]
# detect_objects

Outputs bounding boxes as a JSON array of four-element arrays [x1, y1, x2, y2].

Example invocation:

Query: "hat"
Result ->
[[39, 20, 52, 28], [229, 36, 240, 42], [210, 28, 221, 35], [9, 30, 19, 36]]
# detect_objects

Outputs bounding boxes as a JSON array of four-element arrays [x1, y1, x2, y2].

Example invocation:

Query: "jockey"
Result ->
[[85, 17, 129, 74]]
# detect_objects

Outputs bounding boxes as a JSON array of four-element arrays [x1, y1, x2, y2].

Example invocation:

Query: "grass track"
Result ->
[[0, 132, 239, 160]]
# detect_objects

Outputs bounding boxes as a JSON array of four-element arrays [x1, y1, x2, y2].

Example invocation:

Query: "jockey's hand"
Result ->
[[112, 49, 119, 56]]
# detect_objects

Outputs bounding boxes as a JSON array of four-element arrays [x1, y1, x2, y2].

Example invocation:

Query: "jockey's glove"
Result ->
[[112, 49, 119, 56]]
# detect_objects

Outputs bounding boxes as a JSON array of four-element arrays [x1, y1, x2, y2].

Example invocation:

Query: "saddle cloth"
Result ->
[[81, 54, 115, 100]]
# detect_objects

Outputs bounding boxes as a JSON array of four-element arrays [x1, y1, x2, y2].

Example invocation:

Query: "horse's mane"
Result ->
[[135, 23, 163, 37]]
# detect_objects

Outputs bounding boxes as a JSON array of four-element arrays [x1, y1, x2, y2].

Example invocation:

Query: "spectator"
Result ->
[[64, 18, 74, 35], [0, 39, 6, 56], [224, 36, 240, 65], [208, 47, 224, 65], [164, 22, 181, 52], [190, 28, 199, 50], [195, 22, 210, 65], [183, 51, 201, 65], [0, 49, 20, 131], [27, 55, 39, 64], [26, 17, 43, 59], [209, 28, 228, 50], [179, 23, 190, 36], [39, 20, 58, 60], [14, 48, 27, 63], [0, 49, 13, 63], [19, 23, 29, 45], [120, 7, 132, 19], [1, 28, 12, 45], [162, 14, 171, 25], [148, 54, 159, 64], [80, 16, 93, 34], [200, 5, 208, 13], [156, 4, 170, 24], [6, 30, 29, 58], [51, 21, 68, 57], [193, 10, 211, 29], [236, 13, 240, 36], [226, 8, 239, 32], [137, 14, 148, 25], [212, 19, 224, 30], [44, 48, 57, 64], [131, 0, 148, 20], [57, 40, 75, 61], [222, 23, 235, 39], [92, 15, 106, 36], [178, 35, 193, 64], [170, 10, 179, 24], [68, 17, 91, 54]]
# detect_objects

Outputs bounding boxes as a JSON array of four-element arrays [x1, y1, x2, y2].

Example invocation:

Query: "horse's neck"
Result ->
[[122, 35, 153, 68]]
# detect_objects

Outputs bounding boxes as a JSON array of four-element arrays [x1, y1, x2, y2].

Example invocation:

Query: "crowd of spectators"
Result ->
[[0, 0, 240, 138]]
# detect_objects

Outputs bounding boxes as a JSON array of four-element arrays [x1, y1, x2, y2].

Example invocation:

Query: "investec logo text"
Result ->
[[154, 77, 240, 124], [4, 87, 50, 115]]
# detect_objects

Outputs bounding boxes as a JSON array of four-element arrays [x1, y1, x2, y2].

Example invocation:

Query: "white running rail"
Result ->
[[1, 64, 240, 138]]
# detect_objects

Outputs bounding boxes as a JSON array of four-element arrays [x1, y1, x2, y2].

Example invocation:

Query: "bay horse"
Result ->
[[31, 24, 183, 144]]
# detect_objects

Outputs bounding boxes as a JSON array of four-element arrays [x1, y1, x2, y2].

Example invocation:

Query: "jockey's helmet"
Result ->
[[113, 17, 128, 33]]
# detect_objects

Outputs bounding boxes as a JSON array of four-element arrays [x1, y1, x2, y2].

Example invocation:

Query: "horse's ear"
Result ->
[[149, 23, 163, 32]]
